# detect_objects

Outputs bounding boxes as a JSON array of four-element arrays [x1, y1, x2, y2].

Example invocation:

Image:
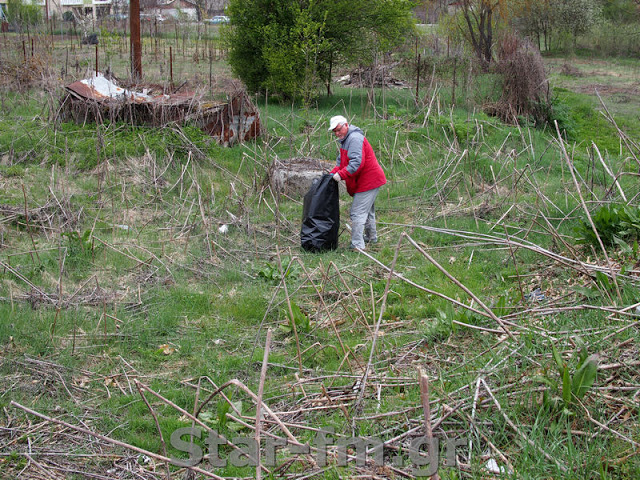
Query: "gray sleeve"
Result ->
[[345, 133, 364, 174]]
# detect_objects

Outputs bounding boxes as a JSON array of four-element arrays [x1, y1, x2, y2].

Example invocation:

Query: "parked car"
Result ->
[[205, 15, 229, 24], [140, 13, 166, 22]]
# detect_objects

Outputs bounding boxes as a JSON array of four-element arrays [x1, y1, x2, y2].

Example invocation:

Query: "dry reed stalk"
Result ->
[[191, 162, 214, 261], [20, 183, 40, 263], [356, 248, 495, 323], [596, 90, 640, 169], [291, 257, 351, 361], [404, 234, 515, 340], [194, 378, 303, 447], [134, 381, 170, 479], [418, 369, 440, 480], [0, 259, 53, 303], [136, 380, 271, 473], [479, 378, 568, 473], [276, 247, 303, 375], [325, 261, 372, 334], [555, 121, 623, 303], [395, 222, 625, 282], [354, 232, 403, 414], [10, 401, 226, 479], [591, 142, 627, 202], [255, 328, 272, 480]]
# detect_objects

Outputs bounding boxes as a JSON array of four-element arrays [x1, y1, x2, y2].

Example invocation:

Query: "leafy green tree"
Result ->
[[512, 0, 554, 51], [554, 0, 602, 46], [225, 0, 416, 101], [6, 0, 42, 27], [311, 0, 415, 95], [600, 0, 639, 23]]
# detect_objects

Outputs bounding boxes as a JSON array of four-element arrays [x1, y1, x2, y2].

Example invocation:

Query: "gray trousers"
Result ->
[[350, 187, 379, 249]]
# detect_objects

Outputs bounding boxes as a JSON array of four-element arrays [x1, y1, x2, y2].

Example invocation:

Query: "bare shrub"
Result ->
[[485, 34, 551, 125], [0, 52, 54, 91]]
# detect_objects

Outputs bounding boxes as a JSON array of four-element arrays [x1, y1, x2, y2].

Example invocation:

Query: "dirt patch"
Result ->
[[573, 83, 640, 96]]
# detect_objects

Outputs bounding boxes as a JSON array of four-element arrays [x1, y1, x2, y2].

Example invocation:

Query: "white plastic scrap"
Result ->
[[82, 73, 152, 101], [485, 458, 512, 475]]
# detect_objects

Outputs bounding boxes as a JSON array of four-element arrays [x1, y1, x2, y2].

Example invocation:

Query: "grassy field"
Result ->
[[1, 29, 640, 479]]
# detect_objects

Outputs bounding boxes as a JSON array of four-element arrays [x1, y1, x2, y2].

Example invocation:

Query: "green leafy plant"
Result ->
[[574, 203, 640, 248], [62, 230, 94, 255], [279, 301, 310, 334], [200, 400, 245, 433], [539, 343, 598, 415], [61, 230, 100, 272], [257, 258, 299, 284]]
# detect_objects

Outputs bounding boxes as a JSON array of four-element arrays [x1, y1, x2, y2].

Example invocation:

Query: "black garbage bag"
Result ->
[[301, 174, 340, 251]]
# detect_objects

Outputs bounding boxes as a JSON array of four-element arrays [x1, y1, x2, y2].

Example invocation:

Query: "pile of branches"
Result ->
[[339, 62, 408, 88], [0, 198, 79, 232]]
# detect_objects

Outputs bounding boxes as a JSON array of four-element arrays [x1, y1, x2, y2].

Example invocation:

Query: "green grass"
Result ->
[[0, 43, 639, 479]]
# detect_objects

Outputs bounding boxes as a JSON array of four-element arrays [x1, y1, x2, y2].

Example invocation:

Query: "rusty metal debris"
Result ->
[[58, 73, 262, 146]]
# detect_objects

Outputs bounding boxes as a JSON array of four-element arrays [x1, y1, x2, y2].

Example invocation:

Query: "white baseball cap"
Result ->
[[328, 115, 348, 131]]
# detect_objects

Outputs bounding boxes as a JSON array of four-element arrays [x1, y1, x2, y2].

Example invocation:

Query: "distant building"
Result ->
[[0, 0, 228, 21], [3, 0, 116, 20], [153, 0, 198, 21]]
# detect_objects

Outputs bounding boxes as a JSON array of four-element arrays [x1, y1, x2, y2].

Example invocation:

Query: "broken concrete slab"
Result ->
[[269, 157, 343, 197]]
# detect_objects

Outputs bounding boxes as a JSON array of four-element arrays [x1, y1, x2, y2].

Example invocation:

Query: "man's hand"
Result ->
[[333, 172, 341, 182]]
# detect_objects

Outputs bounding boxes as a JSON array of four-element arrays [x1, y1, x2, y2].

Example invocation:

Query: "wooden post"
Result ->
[[130, 0, 142, 81], [169, 46, 173, 89], [416, 52, 421, 101], [451, 56, 457, 106]]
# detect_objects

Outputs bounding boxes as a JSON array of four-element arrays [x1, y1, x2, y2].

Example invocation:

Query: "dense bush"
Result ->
[[225, 0, 415, 102], [586, 21, 640, 57]]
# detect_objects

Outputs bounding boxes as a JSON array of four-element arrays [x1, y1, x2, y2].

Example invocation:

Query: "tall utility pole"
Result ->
[[130, 0, 142, 81]]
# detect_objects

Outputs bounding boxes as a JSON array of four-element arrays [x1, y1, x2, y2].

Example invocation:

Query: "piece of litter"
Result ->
[[524, 287, 545, 302], [219, 224, 229, 234], [486, 458, 507, 474]]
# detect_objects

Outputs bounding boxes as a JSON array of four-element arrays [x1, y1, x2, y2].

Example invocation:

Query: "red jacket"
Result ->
[[330, 126, 386, 196]]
